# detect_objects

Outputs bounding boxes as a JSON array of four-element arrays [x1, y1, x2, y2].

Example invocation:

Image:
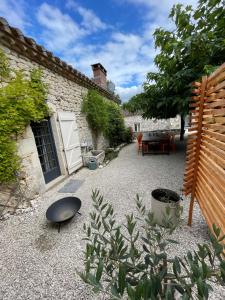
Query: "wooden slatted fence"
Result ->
[[183, 63, 225, 237]]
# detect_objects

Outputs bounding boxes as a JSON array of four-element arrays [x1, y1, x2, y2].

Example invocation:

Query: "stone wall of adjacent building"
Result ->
[[124, 114, 180, 132], [0, 44, 110, 215]]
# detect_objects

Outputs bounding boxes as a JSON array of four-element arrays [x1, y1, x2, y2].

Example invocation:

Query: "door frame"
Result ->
[[31, 118, 61, 184], [49, 113, 68, 176], [58, 111, 83, 174]]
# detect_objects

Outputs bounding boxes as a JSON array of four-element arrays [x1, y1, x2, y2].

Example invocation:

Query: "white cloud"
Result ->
[[116, 85, 143, 102], [4, 0, 199, 102], [67, 0, 108, 32], [36, 2, 109, 52], [122, 0, 198, 39], [60, 26, 159, 103], [108, 0, 198, 102], [124, 0, 197, 10], [66, 0, 198, 101], [36, 3, 86, 51], [63, 31, 157, 90], [0, 0, 27, 30]]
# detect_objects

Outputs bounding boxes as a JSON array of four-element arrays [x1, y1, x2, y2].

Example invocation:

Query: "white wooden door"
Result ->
[[58, 112, 83, 174]]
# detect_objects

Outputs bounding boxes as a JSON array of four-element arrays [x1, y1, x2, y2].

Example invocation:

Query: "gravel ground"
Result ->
[[0, 141, 224, 299]]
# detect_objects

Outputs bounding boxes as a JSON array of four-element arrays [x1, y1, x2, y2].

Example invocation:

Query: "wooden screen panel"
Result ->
[[183, 64, 225, 240]]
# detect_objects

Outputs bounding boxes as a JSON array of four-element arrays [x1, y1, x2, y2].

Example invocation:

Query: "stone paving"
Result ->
[[0, 142, 224, 299]]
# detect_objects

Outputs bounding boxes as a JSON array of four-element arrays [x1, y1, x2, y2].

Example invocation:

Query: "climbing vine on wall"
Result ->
[[82, 89, 127, 148], [0, 49, 50, 183], [82, 89, 108, 148], [104, 100, 126, 147]]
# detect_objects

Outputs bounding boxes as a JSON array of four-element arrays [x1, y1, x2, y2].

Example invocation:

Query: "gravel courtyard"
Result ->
[[0, 142, 224, 299]]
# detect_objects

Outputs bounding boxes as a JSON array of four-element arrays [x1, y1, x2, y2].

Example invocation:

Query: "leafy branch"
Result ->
[[0, 49, 49, 183], [79, 190, 225, 300]]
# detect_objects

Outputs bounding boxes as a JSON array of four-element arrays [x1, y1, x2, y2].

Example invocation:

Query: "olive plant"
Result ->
[[79, 190, 225, 300]]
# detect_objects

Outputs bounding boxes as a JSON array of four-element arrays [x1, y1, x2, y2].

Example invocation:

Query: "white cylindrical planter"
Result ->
[[151, 188, 180, 226]]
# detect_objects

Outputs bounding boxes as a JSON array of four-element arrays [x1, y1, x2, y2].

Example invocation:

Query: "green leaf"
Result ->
[[143, 244, 150, 253], [118, 264, 126, 295], [95, 259, 104, 282], [212, 224, 221, 238], [165, 286, 173, 300], [135, 281, 144, 299], [173, 257, 181, 276], [220, 260, 225, 282], [127, 284, 135, 300], [219, 234, 225, 242], [166, 239, 180, 244], [101, 203, 108, 211], [111, 284, 120, 298], [181, 293, 190, 300], [174, 284, 185, 295]]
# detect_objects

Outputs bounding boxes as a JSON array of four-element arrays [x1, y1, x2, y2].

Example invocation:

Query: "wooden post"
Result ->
[[188, 76, 207, 226]]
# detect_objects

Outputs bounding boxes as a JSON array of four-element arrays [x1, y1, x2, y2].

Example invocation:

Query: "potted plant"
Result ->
[[151, 188, 182, 226]]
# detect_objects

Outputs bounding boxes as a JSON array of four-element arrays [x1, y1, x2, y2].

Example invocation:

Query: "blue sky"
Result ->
[[0, 0, 197, 101]]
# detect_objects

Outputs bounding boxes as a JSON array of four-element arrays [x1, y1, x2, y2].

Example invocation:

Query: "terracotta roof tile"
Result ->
[[0, 17, 119, 103]]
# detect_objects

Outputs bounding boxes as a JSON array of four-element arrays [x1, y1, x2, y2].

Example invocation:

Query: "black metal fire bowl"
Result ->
[[46, 197, 81, 232]]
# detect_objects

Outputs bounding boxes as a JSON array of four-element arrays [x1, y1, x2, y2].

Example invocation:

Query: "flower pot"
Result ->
[[151, 188, 181, 226], [82, 150, 105, 167], [88, 158, 98, 170]]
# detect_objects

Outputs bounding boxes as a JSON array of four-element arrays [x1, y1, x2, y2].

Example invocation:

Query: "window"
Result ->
[[134, 123, 141, 132]]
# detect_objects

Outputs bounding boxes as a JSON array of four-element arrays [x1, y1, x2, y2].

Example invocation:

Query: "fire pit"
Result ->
[[46, 197, 81, 232]]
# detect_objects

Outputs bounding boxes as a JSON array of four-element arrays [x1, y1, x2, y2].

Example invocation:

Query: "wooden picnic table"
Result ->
[[142, 133, 170, 155]]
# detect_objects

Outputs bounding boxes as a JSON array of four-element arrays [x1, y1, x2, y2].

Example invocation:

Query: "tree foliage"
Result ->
[[124, 0, 225, 127], [80, 190, 225, 300], [0, 49, 49, 183]]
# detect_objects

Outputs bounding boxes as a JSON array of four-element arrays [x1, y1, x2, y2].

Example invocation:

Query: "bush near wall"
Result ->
[[83, 90, 130, 148], [0, 49, 49, 183], [82, 90, 108, 149], [105, 101, 126, 147], [124, 126, 133, 144]]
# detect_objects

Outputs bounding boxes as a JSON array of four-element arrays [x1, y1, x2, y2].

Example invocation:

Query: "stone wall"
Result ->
[[124, 115, 180, 132], [0, 44, 110, 215], [2, 45, 94, 144]]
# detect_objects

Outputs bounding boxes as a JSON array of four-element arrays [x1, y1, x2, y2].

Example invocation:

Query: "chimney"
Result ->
[[91, 63, 107, 90]]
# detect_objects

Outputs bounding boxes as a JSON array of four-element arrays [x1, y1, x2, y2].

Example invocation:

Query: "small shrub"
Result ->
[[124, 126, 133, 144], [79, 190, 225, 300], [104, 148, 118, 163]]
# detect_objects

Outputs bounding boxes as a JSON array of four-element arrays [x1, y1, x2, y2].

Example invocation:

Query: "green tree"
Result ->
[[124, 0, 225, 140]]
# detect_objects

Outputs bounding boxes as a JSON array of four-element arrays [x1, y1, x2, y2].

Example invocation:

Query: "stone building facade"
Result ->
[[0, 17, 118, 214], [124, 113, 180, 133]]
